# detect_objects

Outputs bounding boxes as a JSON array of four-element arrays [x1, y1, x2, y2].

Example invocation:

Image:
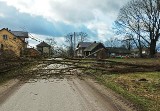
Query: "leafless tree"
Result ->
[[45, 38, 57, 55], [105, 37, 122, 47], [121, 35, 134, 51], [115, 0, 160, 57], [78, 32, 88, 42], [65, 32, 88, 57]]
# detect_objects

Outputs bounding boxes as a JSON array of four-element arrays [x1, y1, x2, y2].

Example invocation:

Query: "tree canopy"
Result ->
[[115, 0, 160, 57]]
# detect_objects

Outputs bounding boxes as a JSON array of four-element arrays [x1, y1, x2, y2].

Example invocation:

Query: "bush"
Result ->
[[0, 50, 18, 61]]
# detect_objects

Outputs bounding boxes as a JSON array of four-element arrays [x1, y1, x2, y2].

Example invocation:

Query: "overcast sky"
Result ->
[[0, 0, 129, 47]]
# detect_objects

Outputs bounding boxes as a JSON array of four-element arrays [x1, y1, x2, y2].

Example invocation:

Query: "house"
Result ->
[[107, 47, 131, 57], [24, 48, 40, 58], [36, 41, 51, 57], [131, 48, 150, 57], [0, 28, 24, 57], [84, 42, 108, 59], [76, 42, 92, 57], [11, 31, 28, 49]]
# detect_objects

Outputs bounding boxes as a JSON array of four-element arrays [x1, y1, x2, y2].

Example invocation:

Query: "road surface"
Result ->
[[0, 61, 135, 111]]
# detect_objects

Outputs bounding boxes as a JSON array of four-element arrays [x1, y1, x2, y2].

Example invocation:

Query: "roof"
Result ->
[[107, 47, 131, 54], [11, 31, 28, 38], [77, 42, 92, 48], [84, 43, 105, 51], [37, 41, 51, 47], [0, 28, 23, 42], [25, 48, 38, 51]]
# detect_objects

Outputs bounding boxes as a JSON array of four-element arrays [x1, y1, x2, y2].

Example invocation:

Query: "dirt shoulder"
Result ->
[[0, 79, 21, 105], [82, 77, 137, 111]]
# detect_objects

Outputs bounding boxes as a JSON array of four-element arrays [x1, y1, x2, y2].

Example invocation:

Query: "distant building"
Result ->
[[131, 48, 150, 58], [36, 41, 51, 57], [84, 42, 108, 59], [107, 47, 131, 57], [0, 28, 25, 57], [11, 31, 28, 49], [76, 42, 92, 57], [24, 48, 40, 58]]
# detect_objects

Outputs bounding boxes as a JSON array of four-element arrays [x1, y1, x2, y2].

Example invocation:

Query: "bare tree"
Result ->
[[115, 0, 160, 57], [45, 38, 57, 55], [78, 32, 88, 42], [105, 37, 122, 47], [65, 32, 88, 57], [121, 35, 134, 51], [114, 0, 146, 57]]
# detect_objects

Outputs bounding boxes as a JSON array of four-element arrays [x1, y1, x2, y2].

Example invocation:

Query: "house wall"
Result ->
[[37, 47, 42, 53], [76, 47, 86, 57], [19, 37, 28, 49], [37, 46, 51, 57], [19, 37, 25, 42], [43, 47, 50, 54], [26, 48, 40, 58], [76, 48, 82, 57], [0, 29, 23, 57], [92, 44, 105, 54], [85, 43, 105, 57], [97, 49, 108, 59]]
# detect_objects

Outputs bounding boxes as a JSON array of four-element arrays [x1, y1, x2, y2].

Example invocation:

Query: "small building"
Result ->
[[107, 47, 131, 57], [24, 48, 40, 58], [84, 42, 108, 59], [0, 28, 24, 57], [76, 42, 92, 57], [36, 41, 51, 57], [131, 48, 150, 58], [11, 31, 28, 49]]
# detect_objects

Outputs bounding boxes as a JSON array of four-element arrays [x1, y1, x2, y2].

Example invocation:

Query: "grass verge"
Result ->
[[83, 69, 160, 111]]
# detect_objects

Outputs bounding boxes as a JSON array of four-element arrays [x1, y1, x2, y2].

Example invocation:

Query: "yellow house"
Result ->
[[0, 28, 24, 57]]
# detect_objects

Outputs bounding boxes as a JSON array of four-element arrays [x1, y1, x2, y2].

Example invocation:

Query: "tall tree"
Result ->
[[142, 0, 160, 57], [115, 0, 160, 57]]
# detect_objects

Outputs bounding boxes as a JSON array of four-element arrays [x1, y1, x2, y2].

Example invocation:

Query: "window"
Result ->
[[3, 35, 8, 40]]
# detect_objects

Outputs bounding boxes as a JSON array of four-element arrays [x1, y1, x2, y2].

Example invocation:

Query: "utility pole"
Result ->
[[70, 34, 73, 49], [74, 32, 76, 57], [70, 34, 74, 57], [74, 32, 76, 50]]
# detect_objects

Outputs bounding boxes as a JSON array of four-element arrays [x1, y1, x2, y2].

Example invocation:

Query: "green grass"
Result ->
[[84, 69, 160, 111], [107, 58, 160, 66]]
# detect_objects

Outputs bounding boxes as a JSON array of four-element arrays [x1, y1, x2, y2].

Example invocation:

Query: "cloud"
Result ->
[[0, 0, 129, 24], [0, 1, 95, 37], [0, 0, 130, 46], [0, 13, 5, 17]]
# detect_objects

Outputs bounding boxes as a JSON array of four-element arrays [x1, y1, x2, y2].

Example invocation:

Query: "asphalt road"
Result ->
[[0, 62, 135, 111]]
